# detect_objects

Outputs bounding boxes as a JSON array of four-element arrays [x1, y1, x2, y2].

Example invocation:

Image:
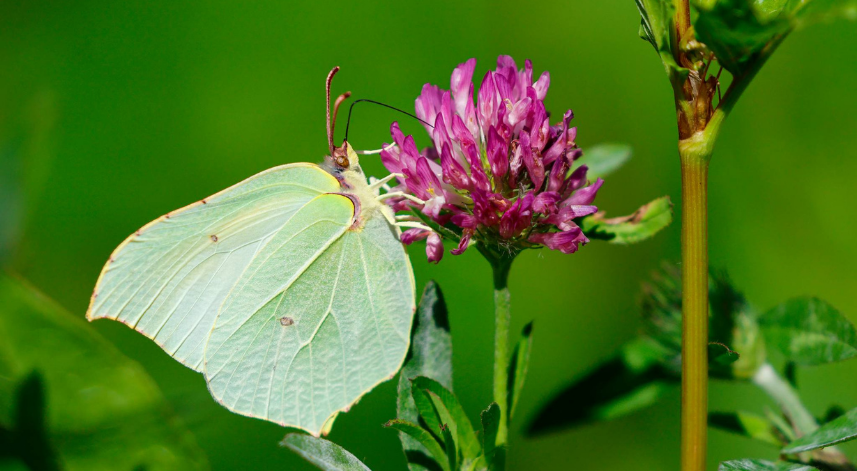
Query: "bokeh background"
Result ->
[[2, 1, 856, 469]]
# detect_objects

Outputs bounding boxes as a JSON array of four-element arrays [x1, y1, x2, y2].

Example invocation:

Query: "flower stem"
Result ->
[[679, 147, 709, 471], [487, 250, 515, 448]]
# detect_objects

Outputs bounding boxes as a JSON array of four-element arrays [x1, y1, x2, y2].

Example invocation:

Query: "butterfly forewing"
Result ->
[[86, 164, 343, 371]]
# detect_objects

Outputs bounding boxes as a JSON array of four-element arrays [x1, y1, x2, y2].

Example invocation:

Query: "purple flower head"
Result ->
[[379, 56, 602, 262]]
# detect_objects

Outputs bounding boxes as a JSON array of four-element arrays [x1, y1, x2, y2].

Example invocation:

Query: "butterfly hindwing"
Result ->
[[204, 206, 415, 435]]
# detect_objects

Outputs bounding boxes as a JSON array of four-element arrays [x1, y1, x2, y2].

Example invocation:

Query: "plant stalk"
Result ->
[[752, 363, 818, 435], [490, 252, 514, 448], [679, 147, 710, 471]]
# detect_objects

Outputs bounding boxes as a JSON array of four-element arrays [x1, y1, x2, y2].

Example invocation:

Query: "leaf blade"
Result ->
[[384, 420, 449, 471], [759, 297, 857, 365], [281, 434, 372, 471], [581, 196, 673, 245], [411, 376, 481, 463], [783, 406, 857, 453], [507, 322, 533, 421]]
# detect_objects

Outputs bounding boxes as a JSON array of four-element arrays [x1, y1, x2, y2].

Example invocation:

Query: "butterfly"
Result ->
[[87, 67, 416, 436]]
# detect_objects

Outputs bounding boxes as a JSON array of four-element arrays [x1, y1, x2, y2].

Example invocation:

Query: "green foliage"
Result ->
[[526, 337, 676, 435], [760, 297, 857, 365], [782, 406, 857, 453], [0, 273, 207, 471], [480, 404, 503, 470], [574, 143, 632, 179], [281, 434, 371, 471], [709, 411, 783, 447], [396, 282, 453, 471], [635, 0, 689, 86], [385, 420, 449, 471], [693, 0, 857, 76], [581, 196, 673, 244], [718, 459, 817, 471], [411, 377, 481, 465], [506, 322, 533, 421]]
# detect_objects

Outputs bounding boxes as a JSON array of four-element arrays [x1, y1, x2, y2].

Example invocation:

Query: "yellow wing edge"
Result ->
[[85, 162, 340, 322]]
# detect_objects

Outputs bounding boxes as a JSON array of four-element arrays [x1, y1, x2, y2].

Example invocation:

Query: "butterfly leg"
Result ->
[[369, 173, 403, 192], [376, 191, 425, 205]]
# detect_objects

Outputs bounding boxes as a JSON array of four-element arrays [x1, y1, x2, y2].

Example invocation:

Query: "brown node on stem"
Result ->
[[326, 66, 352, 168]]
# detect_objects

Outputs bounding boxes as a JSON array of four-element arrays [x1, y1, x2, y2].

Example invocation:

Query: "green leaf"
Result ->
[[0, 273, 208, 471], [507, 322, 533, 421], [709, 342, 740, 366], [411, 377, 481, 463], [635, 0, 690, 85], [281, 434, 371, 471], [759, 297, 857, 365], [709, 411, 784, 446], [440, 425, 457, 471], [384, 420, 449, 471], [481, 403, 500, 461], [574, 143, 632, 179], [411, 384, 444, 438], [783, 406, 857, 453], [526, 337, 676, 435], [581, 196, 673, 245], [396, 282, 453, 471], [718, 459, 817, 471], [693, 0, 857, 76]]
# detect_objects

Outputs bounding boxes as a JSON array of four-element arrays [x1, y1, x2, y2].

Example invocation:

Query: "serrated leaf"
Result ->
[[636, 0, 690, 85], [759, 297, 857, 365], [693, 0, 857, 76], [507, 322, 533, 421], [481, 403, 501, 469], [384, 420, 448, 471], [0, 273, 208, 471], [718, 459, 817, 471], [281, 434, 371, 471], [526, 338, 676, 435], [581, 196, 673, 244], [412, 384, 444, 438], [396, 282, 453, 471], [574, 143, 632, 179], [709, 411, 784, 446], [783, 406, 857, 453], [411, 377, 481, 463]]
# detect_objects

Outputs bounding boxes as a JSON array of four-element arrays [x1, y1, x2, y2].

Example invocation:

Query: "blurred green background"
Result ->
[[2, 0, 856, 469]]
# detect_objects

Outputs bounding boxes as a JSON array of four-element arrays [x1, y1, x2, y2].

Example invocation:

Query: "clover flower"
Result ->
[[380, 56, 603, 263]]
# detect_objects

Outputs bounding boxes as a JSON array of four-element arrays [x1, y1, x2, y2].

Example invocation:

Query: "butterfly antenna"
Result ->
[[344, 99, 434, 143], [331, 91, 352, 144], [325, 66, 340, 157]]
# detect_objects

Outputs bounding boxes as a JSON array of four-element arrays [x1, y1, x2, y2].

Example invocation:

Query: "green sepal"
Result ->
[[384, 420, 449, 471], [281, 434, 371, 471], [507, 322, 534, 421], [782, 406, 857, 454], [581, 196, 673, 244]]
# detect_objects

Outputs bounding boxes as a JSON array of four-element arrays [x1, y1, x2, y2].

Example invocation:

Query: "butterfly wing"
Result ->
[[86, 163, 344, 371], [203, 208, 415, 435]]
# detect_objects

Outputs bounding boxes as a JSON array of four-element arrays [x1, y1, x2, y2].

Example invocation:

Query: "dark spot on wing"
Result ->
[[202, 199, 208, 204], [210, 235, 218, 242], [279, 316, 294, 327]]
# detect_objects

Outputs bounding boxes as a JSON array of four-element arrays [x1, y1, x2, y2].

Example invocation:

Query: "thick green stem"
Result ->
[[679, 147, 710, 471], [491, 255, 513, 447]]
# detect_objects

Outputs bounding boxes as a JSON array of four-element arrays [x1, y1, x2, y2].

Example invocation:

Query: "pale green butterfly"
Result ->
[[86, 67, 416, 436]]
